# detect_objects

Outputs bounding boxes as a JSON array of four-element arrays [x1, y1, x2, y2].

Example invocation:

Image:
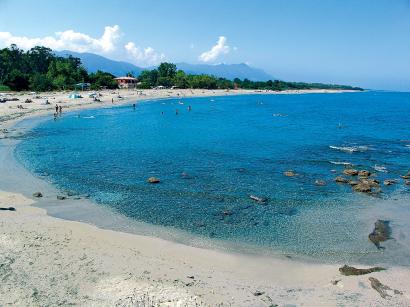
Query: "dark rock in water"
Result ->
[[352, 183, 372, 193], [147, 177, 160, 184], [369, 220, 391, 250], [66, 191, 77, 197], [343, 169, 359, 176], [57, 195, 66, 200], [383, 179, 396, 186], [253, 290, 265, 296], [339, 265, 385, 276], [335, 176, 349, 183], [283, 170, 296, 177], [331, 279, 341, 285], [249, 195, 268, 204], [400, 172, 410, 179], [315, 180, 327, 186], [0, 207, 16, 211], [369, 277, 402, 299], [32, 192, 43, 198], [358, 170, 371, 177]]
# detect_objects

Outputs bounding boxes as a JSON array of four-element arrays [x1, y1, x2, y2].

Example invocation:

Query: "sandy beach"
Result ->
[[1, 88, 410, 306]]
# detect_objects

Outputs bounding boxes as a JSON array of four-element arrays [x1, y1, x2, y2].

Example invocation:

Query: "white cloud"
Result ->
[[199, 36, 230, 63], [0, 25, 121, 53], [0, 26, 167, 66], [124, 42, 165, 66]]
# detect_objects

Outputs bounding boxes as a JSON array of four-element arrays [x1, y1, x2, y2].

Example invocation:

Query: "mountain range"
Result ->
[[55, 50, 273, 81]]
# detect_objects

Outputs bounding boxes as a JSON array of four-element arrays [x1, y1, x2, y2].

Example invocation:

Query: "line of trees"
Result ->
[[0, 45, 117, 91], [0, 44, 363, 92]]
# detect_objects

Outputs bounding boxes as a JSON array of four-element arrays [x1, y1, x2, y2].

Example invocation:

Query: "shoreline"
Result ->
[[1, 89, 410, 305]]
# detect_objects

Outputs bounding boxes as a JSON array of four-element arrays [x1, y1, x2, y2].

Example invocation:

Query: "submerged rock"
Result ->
[[249, 195, 268, 204], [343, 169, 359, 176], [32, 192, 43, 198], [147, 177, 160, 184], [335, 176, 349, 183], [339, 265, 385, 276], [315, 179, 327, 186], [57, 195, 66, 200], [383, 179, 396, 186], [368, 220, 391, 250], [369, 277, 402, 299], [283, 171, 296, 177], [348, 180, 359, 186]]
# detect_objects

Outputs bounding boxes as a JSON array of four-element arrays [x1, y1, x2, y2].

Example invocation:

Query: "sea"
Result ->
[[15, 91, 410, 265]]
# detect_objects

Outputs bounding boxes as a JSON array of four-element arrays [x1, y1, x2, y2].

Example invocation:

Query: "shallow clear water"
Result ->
[[15, 92, 410, 264]]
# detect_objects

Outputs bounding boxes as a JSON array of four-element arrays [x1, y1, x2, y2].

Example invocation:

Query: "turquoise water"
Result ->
[[15, 92, 410, 263]]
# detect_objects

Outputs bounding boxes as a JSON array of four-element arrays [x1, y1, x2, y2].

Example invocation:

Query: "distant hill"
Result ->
[[55, 51, 273, 81], [175, 62, 273, 81], [54, 50, 143, 77]]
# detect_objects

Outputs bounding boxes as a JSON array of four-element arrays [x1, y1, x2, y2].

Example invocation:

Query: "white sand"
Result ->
[[1, 88, 409, 306]]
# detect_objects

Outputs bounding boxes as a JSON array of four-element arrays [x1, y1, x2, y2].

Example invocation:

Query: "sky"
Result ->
[[0, 0, 409, 91]]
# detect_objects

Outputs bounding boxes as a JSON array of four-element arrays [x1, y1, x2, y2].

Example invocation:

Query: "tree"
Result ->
[[89, 70, 117, 89], [174, 70, 189, 88], [29, 73, 53, 91]]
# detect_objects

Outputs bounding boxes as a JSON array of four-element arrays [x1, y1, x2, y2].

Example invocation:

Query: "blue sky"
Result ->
[[0, 0, 409, 90]]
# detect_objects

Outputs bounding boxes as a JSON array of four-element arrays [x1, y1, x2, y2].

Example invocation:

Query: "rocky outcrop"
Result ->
[[147, 177, 160, 184], [339, 265, 385, 276], [358, 170, 371, 177], [343, 169, 358, 176], [283, 171, 296, 177], [352, 183, 372, 193], [360, 178, 380, 187], [400, 172, 410, 179], [32, 192, 43, 198], [369, 220, 391, 250], [335, 176, 349, 183]]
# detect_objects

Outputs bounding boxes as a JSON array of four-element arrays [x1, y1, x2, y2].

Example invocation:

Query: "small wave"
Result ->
[[329, 145, 368, 153], [406, 145, 410, 149], [83, 116, 95, 119], [329, 161, 352, 165], [272, 113, 287, 117], [374, 165, 387, 172]]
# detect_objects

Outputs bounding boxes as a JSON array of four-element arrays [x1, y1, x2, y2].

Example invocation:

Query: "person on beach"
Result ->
[[55, 104, 58, 113]]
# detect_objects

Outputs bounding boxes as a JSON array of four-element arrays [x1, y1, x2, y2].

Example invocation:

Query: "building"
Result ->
[[114, 77, 138, 89]]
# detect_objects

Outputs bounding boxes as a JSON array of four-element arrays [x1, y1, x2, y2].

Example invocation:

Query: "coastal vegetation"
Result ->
[[0, 45, 363, 92]]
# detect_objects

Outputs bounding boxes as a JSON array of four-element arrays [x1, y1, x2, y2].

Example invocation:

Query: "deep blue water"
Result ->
[[15, 92, 410, 263]]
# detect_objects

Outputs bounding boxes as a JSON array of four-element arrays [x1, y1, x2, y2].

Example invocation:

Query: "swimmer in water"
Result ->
[[188, 105, 192, 111], [176, 109, 179, 115]]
